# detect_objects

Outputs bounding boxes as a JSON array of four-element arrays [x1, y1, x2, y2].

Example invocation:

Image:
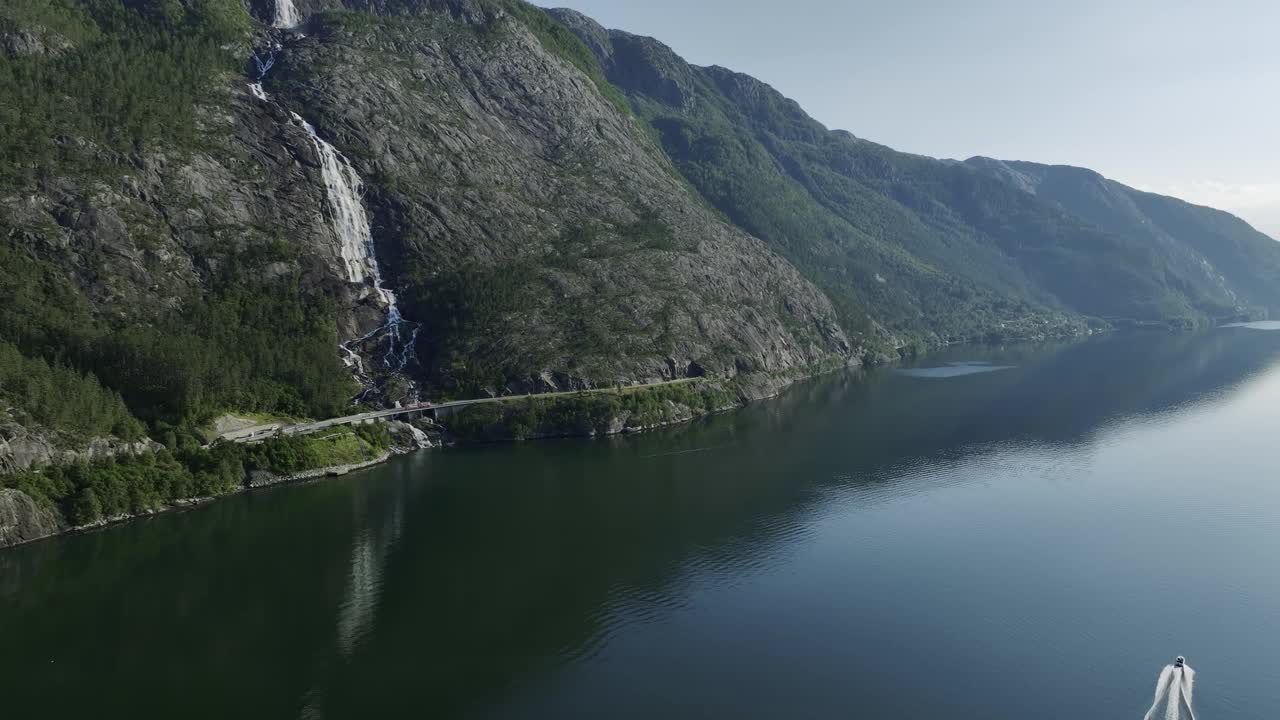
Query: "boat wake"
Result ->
[[1143, 658, 1197, 720]]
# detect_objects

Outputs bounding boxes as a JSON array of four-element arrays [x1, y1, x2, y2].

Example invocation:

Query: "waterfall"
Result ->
[[408, 423, 433, 449], [286, 117, 419, 380], [251, 51, 274, 77], [246, 28, 419, 399], [272, 0, 300, 29], [293, 115, 381, 286]]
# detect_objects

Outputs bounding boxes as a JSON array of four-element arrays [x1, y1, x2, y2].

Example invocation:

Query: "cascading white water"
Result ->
[[408, 423, 432, 449], [1144, 663, 1198, 720], [272, 0, 300, 29], [247, 27, 419, 398], [294, 115, 380, 286], [288, 116, 419, 379]]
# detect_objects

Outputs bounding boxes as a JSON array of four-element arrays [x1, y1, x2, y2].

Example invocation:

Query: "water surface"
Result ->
[[4, 330, 1280, 719], [895, 360, 1015, 377], [1222, 320, 1280, 331]]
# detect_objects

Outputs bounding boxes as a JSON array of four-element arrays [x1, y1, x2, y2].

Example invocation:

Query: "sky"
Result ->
[[556, 0, 1280, 238]]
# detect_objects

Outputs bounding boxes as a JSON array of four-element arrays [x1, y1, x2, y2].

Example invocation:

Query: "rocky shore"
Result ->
[[0, 369, 845, 550], [246, 452, 392, 488], [0, 420, 446, 550]]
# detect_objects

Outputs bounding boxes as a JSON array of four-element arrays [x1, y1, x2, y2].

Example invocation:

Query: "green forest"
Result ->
[[0, 341, 144, 441], [0, 0, 354, 444], [0, 424, 392, 526], [0, 0, 247, 183], [0, 235, 355, 435]]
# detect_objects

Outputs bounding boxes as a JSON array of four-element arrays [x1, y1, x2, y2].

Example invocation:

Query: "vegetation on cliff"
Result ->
[[0, 0, 248, 183], [446, 381, 738, 441], [548, 9, 1278, 346], [1, 0, 354, 445], [0, 236, 354, 433], [967, 158, 1280, 319], [0, 424, 392, 527], [0, 341, 143, 441]]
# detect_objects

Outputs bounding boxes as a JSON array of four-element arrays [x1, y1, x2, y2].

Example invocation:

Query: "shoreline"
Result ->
[[0, 334, 1097, 551], [0, 377, 776, 550], [0, 389, 747, 550], [0, 451, 399, 551], [0, 350, 919, 551]]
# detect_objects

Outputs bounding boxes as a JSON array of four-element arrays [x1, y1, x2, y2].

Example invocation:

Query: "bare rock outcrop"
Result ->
[[0, 489, 64, 547]]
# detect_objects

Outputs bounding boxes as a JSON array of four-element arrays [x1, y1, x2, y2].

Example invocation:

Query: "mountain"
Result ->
[[1, 0, 1277, 500], [964, 158, 1280, 316], [0, 0, 852, 445], [548, 8, 1279, 340]]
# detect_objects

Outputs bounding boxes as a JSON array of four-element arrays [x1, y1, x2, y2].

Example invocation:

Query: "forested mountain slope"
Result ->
[[965, 158, 1280, 316], [549, 8, 1274, 342]]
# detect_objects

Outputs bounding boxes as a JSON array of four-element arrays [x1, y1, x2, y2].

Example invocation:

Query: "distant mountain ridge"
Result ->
[[549, 6, 1280, 339], [964, 158, 1280, 314]]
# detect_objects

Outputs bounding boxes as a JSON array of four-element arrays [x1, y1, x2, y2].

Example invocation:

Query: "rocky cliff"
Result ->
[[263, 2, 855, 394], [0, 489, 63, 547], [0, 0, 854, 438], [0, 413, 160, 476]]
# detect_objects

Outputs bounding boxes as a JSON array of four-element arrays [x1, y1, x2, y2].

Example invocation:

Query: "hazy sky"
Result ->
[[558, 0, 1280, 238]]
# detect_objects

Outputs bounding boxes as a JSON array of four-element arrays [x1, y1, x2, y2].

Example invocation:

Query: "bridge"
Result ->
[[218, 378, 703, 444]]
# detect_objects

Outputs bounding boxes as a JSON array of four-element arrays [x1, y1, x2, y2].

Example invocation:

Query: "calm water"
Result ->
[[4, 329, 1280, 718]]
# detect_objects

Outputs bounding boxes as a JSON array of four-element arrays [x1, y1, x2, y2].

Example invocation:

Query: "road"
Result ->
[[219, 378, 703, 443]]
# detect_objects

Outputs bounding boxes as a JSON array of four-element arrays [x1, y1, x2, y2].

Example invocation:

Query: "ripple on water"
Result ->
[[1221, 321, 1280, 331], [895, 362, 1015, 378]]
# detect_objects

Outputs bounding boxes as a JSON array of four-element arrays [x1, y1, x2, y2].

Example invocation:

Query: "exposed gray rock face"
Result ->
[[0, 28, 70, 58], [963, 157, 1041, 196], [551, 10, 695, 110], [386, 420, 441, 450], [265, 4, 854, 393], [543, 8, 612, 67], [0, 77, 398, 362], [0, 489, 63, 547], [0, 415, 163, 475], [3, 0, 852, 413]]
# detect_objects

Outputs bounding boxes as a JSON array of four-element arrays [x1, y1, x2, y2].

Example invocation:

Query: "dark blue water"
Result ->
[[4, 329, 1280, 718]]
